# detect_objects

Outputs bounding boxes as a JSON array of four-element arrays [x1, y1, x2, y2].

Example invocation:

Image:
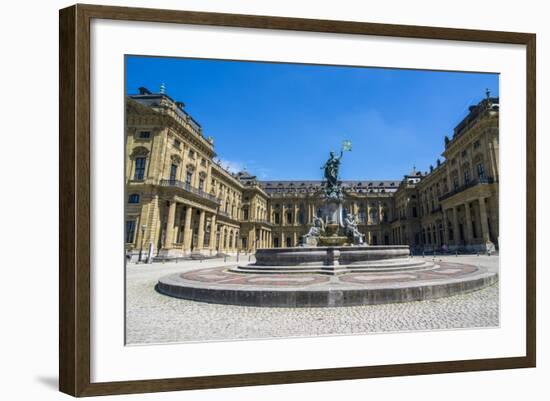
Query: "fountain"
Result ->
[[231, 142, 423, 274], [157, 142, 498, 307]]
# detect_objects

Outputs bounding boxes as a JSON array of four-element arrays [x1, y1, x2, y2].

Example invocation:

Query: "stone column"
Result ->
[[281, 231, 285, 248], [478, 197, 494, 247], [280, 205, 285, 226], [172, 205, 182, 244], [451, 207, 460, 246], [196, 209, 206, 249], [488, 140, 499, 181], [183, 206, 193, 252], [352, 202, 357, 216], [442, 209, 450, 245], [464, 202, 474, 247], [258, 227, 264, 248], [164, 200, 177, 248], [367, 205, 371, 225], [209, 214, 217, 251]]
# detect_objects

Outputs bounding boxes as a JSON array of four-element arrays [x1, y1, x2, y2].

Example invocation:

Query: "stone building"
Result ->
[[125, 86, 499, 260]]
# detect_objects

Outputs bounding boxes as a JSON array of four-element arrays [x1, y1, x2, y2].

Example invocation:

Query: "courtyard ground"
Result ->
[[125, 254, 499, 344]]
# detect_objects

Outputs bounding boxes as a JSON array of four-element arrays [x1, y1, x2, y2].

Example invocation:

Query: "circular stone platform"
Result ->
[[157, 261, 498, 307]]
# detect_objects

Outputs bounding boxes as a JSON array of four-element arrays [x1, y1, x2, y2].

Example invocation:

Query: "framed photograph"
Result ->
[[59, 4, 536, 397]]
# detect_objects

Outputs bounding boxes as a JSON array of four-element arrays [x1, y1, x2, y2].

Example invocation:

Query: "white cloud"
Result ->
[[217, 158, 245, 174]]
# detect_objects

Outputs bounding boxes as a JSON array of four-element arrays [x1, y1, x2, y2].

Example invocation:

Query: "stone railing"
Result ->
[[439, 177, 495, 202], [160, 179, 220, 204]]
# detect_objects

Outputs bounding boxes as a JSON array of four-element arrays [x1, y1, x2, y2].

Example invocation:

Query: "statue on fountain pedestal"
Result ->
[[321, 140, 351, 200], [343, 213, 365, 245], [302, 216, 325, 247], [321, 150, 343, 199]]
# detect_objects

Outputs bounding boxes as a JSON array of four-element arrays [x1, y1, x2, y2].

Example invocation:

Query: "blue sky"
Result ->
[[126, 56, 498, 180]]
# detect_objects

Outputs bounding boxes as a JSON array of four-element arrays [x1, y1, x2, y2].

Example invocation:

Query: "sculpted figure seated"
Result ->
[[344, 213, 365, 245], [302, 216, 325, 246]]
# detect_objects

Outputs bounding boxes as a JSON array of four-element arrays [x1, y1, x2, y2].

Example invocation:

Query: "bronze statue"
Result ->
[[321, 150, 343, 189]]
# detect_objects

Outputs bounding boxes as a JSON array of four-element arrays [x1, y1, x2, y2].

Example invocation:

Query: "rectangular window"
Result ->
[[138, 131, 151, 139], [170, 164, 178, 182], [128, 193, 140, 204], [477, 163, 485, 178], [125, 220, 136, 243], [464, 169, 471, 184], [186, 171, 193, 185], [473, 140, 481, 149], [134, 157, 146, 180], [198, 178, 205, 191], [173, 139, 181, 148]]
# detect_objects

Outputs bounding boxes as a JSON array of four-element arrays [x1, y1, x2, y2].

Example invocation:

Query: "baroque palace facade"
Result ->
[[125, 86, 499, 261]]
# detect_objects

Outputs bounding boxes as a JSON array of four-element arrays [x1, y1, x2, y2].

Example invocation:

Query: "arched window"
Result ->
[[369, 208, 378, 224], [131, 147, 149, 180], [381, 208, 388, 223], [359, 207, 367, 223]]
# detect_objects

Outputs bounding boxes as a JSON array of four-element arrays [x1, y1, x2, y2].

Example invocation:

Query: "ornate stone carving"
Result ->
[[302, 216, 325, 247], [343, 213, 364, 245], [170, 154, 182, 165], [130, 146, 150, 158]]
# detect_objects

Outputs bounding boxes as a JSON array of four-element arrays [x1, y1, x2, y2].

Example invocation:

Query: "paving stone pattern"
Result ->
[[126, 255, 499, 344]]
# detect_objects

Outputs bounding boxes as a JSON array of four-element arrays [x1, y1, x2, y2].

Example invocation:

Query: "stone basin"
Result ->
[[254, 245, 410, 267]]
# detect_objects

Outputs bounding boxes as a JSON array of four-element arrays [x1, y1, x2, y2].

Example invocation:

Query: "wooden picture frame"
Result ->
[[59, 3, 536, 397]]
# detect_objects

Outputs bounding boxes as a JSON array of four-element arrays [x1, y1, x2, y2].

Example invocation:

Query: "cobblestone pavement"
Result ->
[[126, 255, 499, 344]]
